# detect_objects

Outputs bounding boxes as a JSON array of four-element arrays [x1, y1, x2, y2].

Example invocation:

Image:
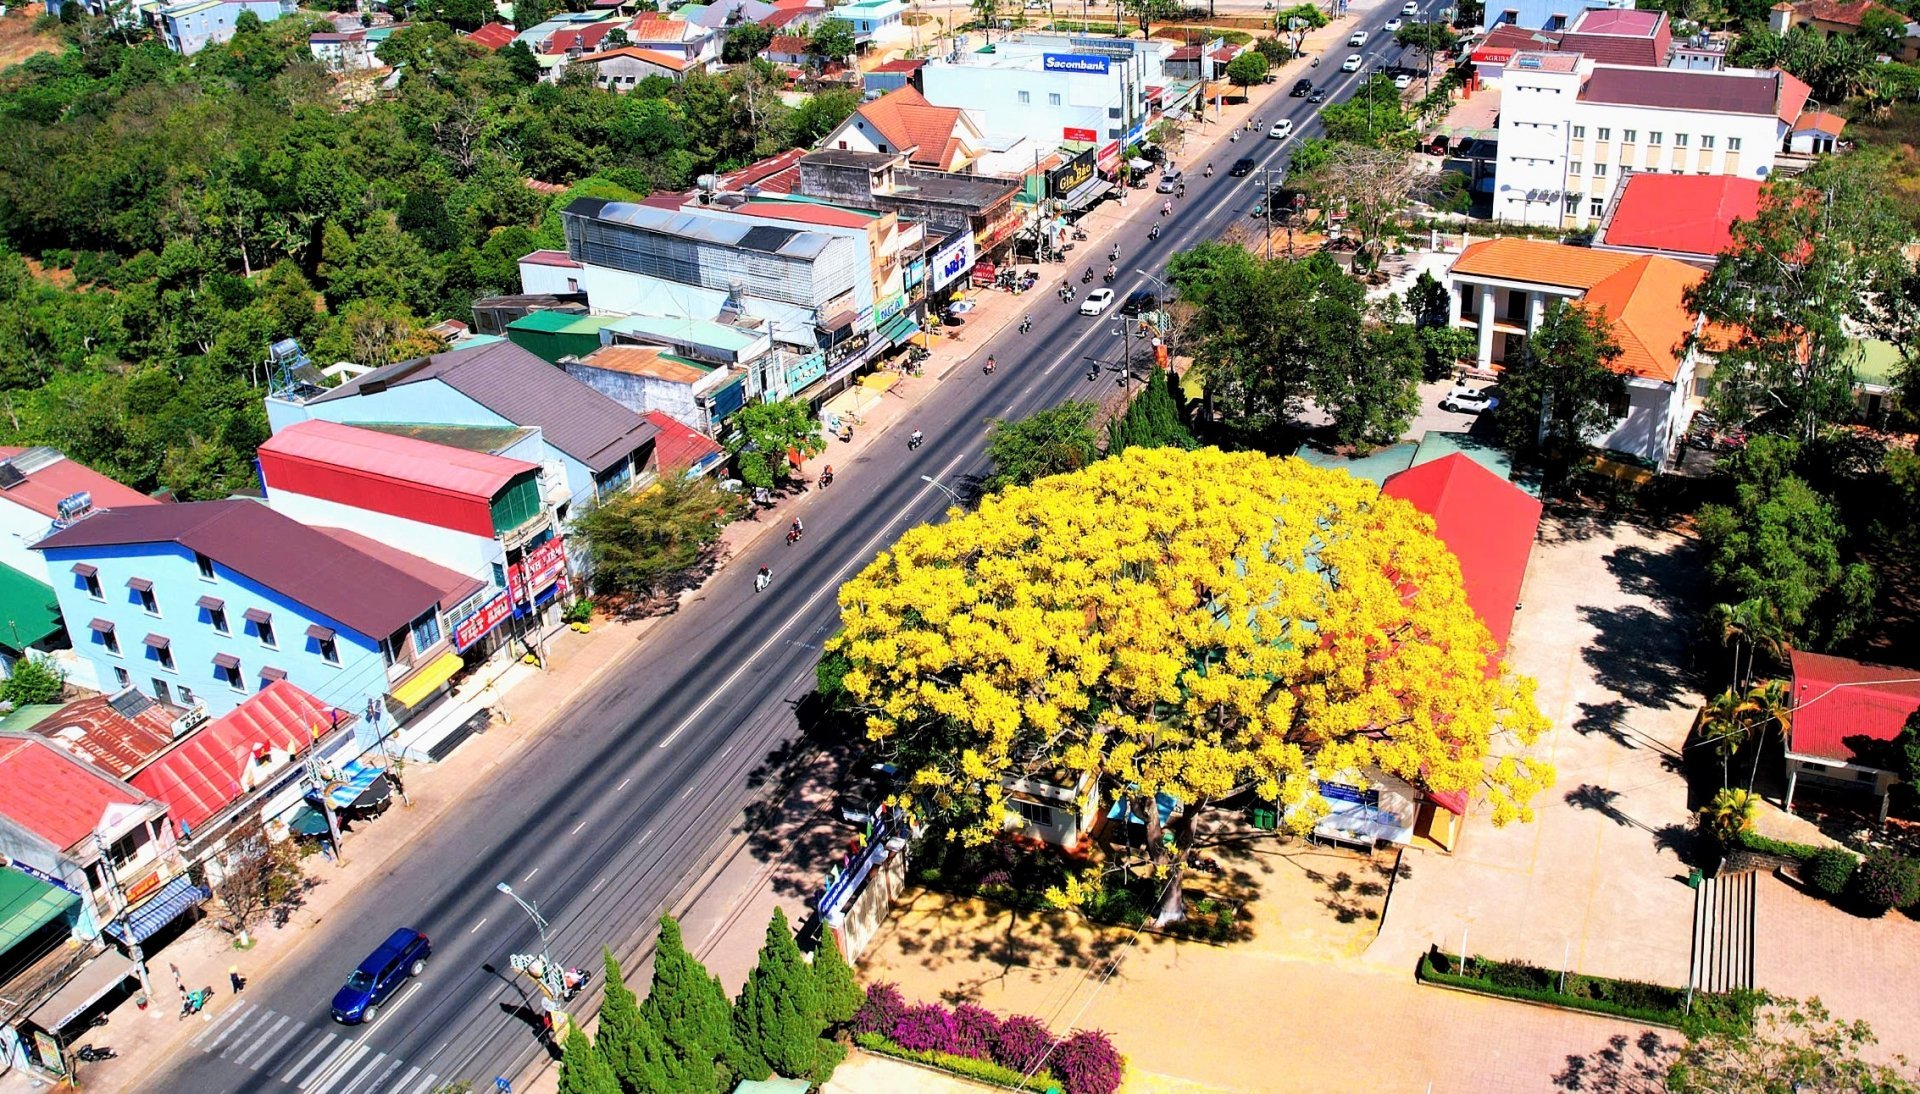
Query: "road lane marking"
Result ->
[[679, 785, 694, 800], [337, 1052, 400, 1094], [227, 1012, 291, 1067], [469, 917, 487, 934], [406, 1072, 442, 1094], [572, 820, 586, 834], [640, 827, 654, 843], [190, 998, 250, 1047], [593, 875, 607, 892], [361, 981, 421, 1036], [304, 1043, 370, 1094], [392, 1066, 421, 1094], [618, 777, 632, 791], [282, 1032, 340, 1085], [203, 1000, 256, 1050], [522, 866, 539, 881]]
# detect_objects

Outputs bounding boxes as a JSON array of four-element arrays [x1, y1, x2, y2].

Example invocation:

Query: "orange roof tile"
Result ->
[[766, 34, 811, 54], [856, 87, 968, 169], [1452, 237, 1637, 290], [577, 45, 695, 70], [626, 15, 697, 41]]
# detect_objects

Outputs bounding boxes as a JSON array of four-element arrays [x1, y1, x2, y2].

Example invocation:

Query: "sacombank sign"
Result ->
[[1043, 52, 1111, 74]]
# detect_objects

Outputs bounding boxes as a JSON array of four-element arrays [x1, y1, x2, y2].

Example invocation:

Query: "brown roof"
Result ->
[[872, 57, 924, 72], [575, 345, 710, 383], [1559, 30, 1663, 65], [766, 34, 811, 54], [761, 7, 815, 28], [312, 527, 488, 611], [35, 500, 449, 638], [1579, 65, 1788, 117], [1791, 0, 1899, 25], [578, 45, 696, 71], [855, 87, 968, 170], [32, 692, 180, 778]]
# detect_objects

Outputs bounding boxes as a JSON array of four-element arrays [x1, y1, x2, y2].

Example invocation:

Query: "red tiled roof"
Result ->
[[33, 692, 179, 778], [131, 682, 353, 838], [1787, 649, 1920, 765], [466, 21, 516, 49], [872, 57, 924, 72], [0, 734, 150, 850], [855, 87, 968, 169], [1605, 174, 1762, 258], [578, 45, 696, 70], [1473, 23, 1560, 61], [761, 5, 815, 26], [1558, 30, 1663, 66], [1794, 109, 1846, 134], [1791, 0, 1898, 26], [1381, 454, 1541, 657], [520, 248, 582, 269], [1566, 8, 1665, 35], [546, 22, 617, 55], [766, 33, 812, 54], [718, 148, 808, 194], [1168, 44, 1201, 61], [260, 420, 538, 504], [0, 447, 159, 519], [733, 201, 873, 228], [644, 411, 723, 472]]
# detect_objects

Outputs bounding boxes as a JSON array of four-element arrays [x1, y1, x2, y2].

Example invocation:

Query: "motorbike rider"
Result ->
[[1204, 162, 1213, 177], [985, 354, 996, 373], [822, 465, 834, 486], [910, 428, 924, 448], [1161, 200, 1172, 216], [1083, 267, 1094, 283], [756, 564, 772, 590], [1149, 224, 1161, 240]]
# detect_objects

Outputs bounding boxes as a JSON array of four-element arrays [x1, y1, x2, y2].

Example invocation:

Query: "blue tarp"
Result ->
[[1106, 791, 1180, 826], [323, 761, 382, 808]]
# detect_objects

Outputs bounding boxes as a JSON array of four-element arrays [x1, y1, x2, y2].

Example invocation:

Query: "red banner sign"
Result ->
[[1063, 126, 1098, 143], [509, 538, 567, 602], [453, 590, 513, 650]]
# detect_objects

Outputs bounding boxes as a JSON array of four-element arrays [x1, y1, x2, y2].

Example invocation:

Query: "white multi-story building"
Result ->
[[1493, 52, 1809, 227]]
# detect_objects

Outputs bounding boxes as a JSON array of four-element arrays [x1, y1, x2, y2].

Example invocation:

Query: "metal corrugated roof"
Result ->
[[580, 200, 834, 259], [261, 420, 539, 503]]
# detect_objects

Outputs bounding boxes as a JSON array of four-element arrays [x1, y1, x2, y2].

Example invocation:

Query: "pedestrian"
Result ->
[[229, 966, 246, 994]]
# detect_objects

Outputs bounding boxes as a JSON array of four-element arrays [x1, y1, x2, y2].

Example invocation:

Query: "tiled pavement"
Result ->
[[1754, 873, 1920, 1066]]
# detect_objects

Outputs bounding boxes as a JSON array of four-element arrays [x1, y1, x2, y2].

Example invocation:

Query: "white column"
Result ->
[[1527, 291, 1547, 333], [1476, 286, 1496, 369]]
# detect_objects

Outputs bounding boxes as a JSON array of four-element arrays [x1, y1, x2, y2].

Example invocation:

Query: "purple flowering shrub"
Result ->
[[891, 1002, 958, 1053], [1052, 1029, 1123, 1094], [948, 1003, 1002, 1060], [852, 982, 908, 1037], [991, 1014, 1055, 1074]]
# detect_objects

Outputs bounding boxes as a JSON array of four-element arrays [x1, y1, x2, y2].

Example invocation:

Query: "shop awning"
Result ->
[[321, 760, 385, 809], [878, 313, 918, 346], [25, 952, 136, 1032], [0, 869, 78, 953], [388, 650, 463, 709], [860, 371, 900, 394], [1060, 179, 1112, 213], [104, 874, 210, 945]]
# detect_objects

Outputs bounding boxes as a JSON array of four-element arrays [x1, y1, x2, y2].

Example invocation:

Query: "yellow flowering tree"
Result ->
[[830, 448, 1552, 909]]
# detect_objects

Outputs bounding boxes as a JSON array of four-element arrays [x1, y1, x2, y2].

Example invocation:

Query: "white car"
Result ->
[[1348, 29, 1369, 46], [1384, 16, 1403, 30], [1440, 385, 1498, 413], [1341, 54, 1363, 72], [1394, 73, 1414, 89], [1268, 118, 1294, 139], [1080, 288, 1115, 316], [1402, 0, 1418, 13]]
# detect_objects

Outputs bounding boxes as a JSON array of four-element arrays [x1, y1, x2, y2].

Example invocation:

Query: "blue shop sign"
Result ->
[[1044, 52, 1110, 74], [930, 234, 975, 292], [785, 352, 827, 391]]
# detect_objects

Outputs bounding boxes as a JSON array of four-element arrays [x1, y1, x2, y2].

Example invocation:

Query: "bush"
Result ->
[[1734, 829, 1821, 862], [852, 982, 908, 1037], [992, 1014, 1054, 1074], [1418, 950, 1702, 1028], [892, 1002, 957, 1053], [2, 656, 65, 705], [1806, 847, 1858, 897], [1850, 851, 1920, 913], [949, 1003, 1001, 1061], [854, 1032, 1058, 1091], [1052, 1029, 1123, 1094]]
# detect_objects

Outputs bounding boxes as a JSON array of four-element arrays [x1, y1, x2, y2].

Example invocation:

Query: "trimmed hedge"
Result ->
[[1807, 847, 1859, 897], [854, 1032, 1059, 1091], [1417, 950, 1757, 1035], [1734, 830, 1821, 862]]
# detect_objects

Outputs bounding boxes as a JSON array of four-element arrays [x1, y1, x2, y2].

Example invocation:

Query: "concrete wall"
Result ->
[[263, 488, 504, 588], [0, 499, 54, 581], [827, 841, 907, 961], [563, 364, 708, 432]]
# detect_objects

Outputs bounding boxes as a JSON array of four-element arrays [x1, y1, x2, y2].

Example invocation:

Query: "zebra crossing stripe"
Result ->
[[401, 1071, 441, 1094], [202, 1001, 257, 1051], [189, 998, 249, 1048], [304, 1042, 370, 1094], [391, 1065, 421, 1093], [282, 1032, 341, 1086], [340, 1054, 402, 1094], [227, 1013, 291, 1068]]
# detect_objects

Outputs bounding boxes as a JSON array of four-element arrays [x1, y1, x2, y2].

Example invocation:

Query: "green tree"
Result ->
[[970, 0, 1000, 32], [1254, 36, 1295, 65], [1108, 369, 1194, 454], [807, 18, 855, 64], [1394, 21, 1458, 81], [1273, 3, 1327, 52], [984, 400, 1101, 491], [1669, 997, 1920, 1093], [2, 657, 65, 705], [1316, 299, 1422, 451], [1492, 300, 1626, 471], [1122, 0, 1179, 33], [727, 399, 824, 489], [1407, 270, 1473, 380], [731, 908, 843, 1084], [502, 39, 542, 82], [574, 474, 747, 603], [557, 1022, 620, 1094], [1318, 75, 1414, 146], [789, 88, 860, 146], [513, 0, 553, 29], [810, 931, 862, 1027], [722, 22, 773, 63], [1225, 51, 1270, 87], [423, 0, 492, 29], [636, 916, 737, 1094], [595, 949, 667, 1094]]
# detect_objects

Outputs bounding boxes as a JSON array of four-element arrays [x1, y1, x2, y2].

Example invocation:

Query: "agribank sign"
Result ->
[[1043, 52, 1110, 74]]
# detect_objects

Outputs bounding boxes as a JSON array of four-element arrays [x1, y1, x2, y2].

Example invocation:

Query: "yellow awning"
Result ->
[[388, 650, 464, 709]]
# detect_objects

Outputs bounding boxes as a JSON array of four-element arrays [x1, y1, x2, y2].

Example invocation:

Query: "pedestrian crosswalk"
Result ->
[[189, 999, 446, 1093]]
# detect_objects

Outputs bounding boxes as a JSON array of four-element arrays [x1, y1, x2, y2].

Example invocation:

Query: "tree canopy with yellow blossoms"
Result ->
[[829, 447, 1553, 879]]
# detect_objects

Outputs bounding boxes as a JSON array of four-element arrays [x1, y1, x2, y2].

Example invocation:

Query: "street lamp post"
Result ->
[[496, 881, 567, 1005], [918, 475, 963, 503]]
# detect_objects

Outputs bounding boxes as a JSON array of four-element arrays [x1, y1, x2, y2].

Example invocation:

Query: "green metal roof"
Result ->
[[0, 869, 78, 953], [0, 704, 61, 734], [0, 562, 64, 653], [506, 311, 619, 336], [1855, 338, 1900, 390], [603, 315, 765, 355]]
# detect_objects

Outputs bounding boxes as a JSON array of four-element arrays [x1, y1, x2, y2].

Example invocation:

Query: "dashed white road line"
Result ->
[[469, 917, 487, 934]]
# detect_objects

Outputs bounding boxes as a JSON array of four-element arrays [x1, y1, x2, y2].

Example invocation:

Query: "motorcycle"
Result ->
[[76, 1045, 117, 1063], [1148, 224, 1161, 241], [754, 568, 772, 593], [1071, 227, 1089, 241], [1108, 246, 1120, 262], [1103, 268, 1116, 284], [907, 431, 924, 451], [1204, 164, 1214, 178], [559, 966, 593, 1001], [983, 356, 996, 375], [820, 468, 834, 488], [1086, 366, 1099, 382], [181, 987, 213, 1018], [1019, 317, 1032, 334], [1081, 269, 1094, 284]]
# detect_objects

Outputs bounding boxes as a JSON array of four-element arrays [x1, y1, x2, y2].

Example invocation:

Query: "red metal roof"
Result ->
[[466, 21, 516, 49], [131, 682, 353, 838], [731, 201, 874, 228], [1381, 454, 1542, 656], [0, 734, 149, 850], [0, 447, 159, 519], [33, 692, 179, 778], [1788, 650, 1920, 765], [644, 411, 722, 472], [1605, 174, 1762, 259], [261, 421, 537, 502], [520, 249, 582, 269], [872, 58, 924, 72], [718, 148, 807, 195]]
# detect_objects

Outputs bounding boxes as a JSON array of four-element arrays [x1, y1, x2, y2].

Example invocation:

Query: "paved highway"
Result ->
[[144, 5, 1437, 1091]]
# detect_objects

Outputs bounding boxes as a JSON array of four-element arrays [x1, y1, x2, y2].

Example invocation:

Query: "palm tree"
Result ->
[[1739, 678, 1792, 794], [1699, 688, 1749, 789], [1707, 598, 1785, 688], [1698, 786, 1760, 846]]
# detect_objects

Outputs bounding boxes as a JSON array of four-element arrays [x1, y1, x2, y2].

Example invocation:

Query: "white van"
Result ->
[[1348, 29, 1369, 46]]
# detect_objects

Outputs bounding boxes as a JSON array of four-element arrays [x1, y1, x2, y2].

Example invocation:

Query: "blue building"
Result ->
[[34, 500, 482, 721], [152, 0, 297, 55], [264, 340, 662, 525]]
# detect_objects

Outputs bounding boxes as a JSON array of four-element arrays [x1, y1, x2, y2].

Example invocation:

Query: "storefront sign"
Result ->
[[875, 293, 906, 325], [509, 538, 567, 602], [9, 860, 80, 896], [970, 261, 998, 287], [453, 590, 513, 650], [1062, 126, 1098, 143], [1044, 52, 1110, 74], [784, 351, 827, 392], [825, 329, 872, 365], [929, 233, 975, 292], [1048, 148, 1096, 197], [125, 869, 163, 905]]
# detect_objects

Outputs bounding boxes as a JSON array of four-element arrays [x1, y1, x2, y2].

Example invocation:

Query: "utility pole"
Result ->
[[498, 881, 571, 1035], [91, 828, 152, 1000], [305, 737, 345, 867]]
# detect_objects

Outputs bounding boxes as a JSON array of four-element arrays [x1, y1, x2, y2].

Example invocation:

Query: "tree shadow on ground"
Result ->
[[737, 695, 860, 898], [1551, 1030, 1677, 1091], [1580, 603, 1693, 712], [1565, 785, 1697, 865], [1603, 542, 1704, 622], [1538, 505, 1623, 546]]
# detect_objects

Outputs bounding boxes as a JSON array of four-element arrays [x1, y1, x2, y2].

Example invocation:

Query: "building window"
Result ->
[[1673, 133, 1688, 147], [82, 573, 102, 600], [1596, 127, 1611, 141], [195, 552, 215, 580], [1108, 107, 1121, 119], [257, 620, 274, 647], [1107, 128, 1120, 139], [1048, 92, 1061, 105], [152, 678, 171, 704], [1569, 161, 1582, 175], [320, 636, 339, 664], [217, 658, 243, 690], [1622, 129, 1636, 143], [492, 562, 507, 589], [178, 685, 194, 706], [138, 589, 157, 615], [1571, 125, 1585, 139], [1590, 198, 1604, 217], [1608, 389, 1631, 417], [1565, 192, 1581, 212], [154, 643, 174, 671], [1727, 137, 1741, 151], [1593, 163, 1607, 177], [1648, 131, 1662, 145], [113, 666, 130, 688], [1010, 799, 1056, 828], [210, 607, 227, 634], [1017, 90, 1030, 103], [411, 613, 442, 652], [1700, 135, 1715, 149]]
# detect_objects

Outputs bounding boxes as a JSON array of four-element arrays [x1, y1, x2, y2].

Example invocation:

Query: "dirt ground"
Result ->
[[0, 5, 62, 69]]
